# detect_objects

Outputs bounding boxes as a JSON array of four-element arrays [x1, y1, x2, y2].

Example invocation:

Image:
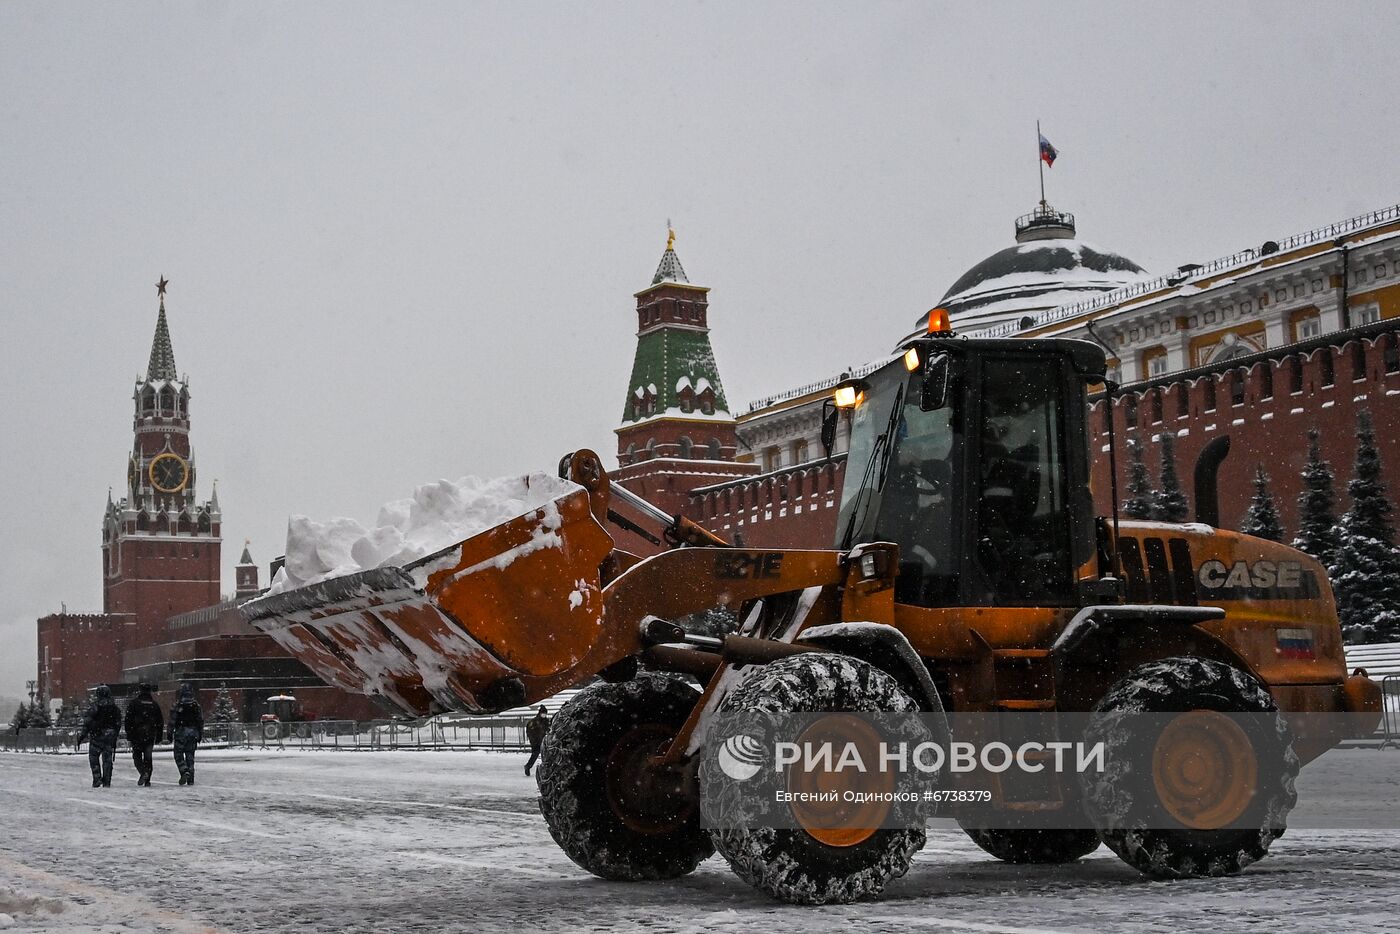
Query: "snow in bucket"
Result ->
[[267, 472, 581, 594]]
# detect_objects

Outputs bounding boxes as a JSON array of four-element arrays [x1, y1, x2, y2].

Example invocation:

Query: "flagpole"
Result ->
[[1037, 120, 1046, 207]]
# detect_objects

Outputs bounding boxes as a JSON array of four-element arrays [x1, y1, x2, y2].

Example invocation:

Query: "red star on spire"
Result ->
[[156, 276, 169, 298]]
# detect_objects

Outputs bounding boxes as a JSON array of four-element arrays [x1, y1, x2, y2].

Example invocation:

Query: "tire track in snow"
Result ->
[[863, 915, 1081, 934], [396, 850, 585, 879]]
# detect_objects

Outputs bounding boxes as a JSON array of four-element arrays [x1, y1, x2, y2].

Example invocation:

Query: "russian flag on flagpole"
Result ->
[[1039, 132, 1058, 168]]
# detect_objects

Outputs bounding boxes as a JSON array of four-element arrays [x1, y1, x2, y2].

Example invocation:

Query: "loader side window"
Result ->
[[971, 357, 1074, 605]]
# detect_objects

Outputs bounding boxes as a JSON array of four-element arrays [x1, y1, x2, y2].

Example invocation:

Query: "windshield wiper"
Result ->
[[839, 385, 904, 551]]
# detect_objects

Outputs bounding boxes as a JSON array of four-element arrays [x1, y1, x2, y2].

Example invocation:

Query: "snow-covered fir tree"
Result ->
[[210, 683, 239, 725], [1152, 433, 1189, 522], [1292, 428, 1341, 567], [1330, 410, 1400, 643], [1240, 464, 1285, 542], [9, 703, 29, 733], [1122, 439, 1155, 520]]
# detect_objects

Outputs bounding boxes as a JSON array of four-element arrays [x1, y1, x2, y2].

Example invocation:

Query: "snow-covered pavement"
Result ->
[[1, 747, 1397, 933]]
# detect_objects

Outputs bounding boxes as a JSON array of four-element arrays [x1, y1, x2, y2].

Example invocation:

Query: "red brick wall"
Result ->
[[684, 459, 846, 548], [37, 613, 127, 707], [1094, 334, 1400, 536]]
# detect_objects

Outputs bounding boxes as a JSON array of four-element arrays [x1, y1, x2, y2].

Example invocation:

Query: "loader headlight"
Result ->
[[860, 553, 878, 579], [903, 347, 920, 372], [832, 377, 870, 409]]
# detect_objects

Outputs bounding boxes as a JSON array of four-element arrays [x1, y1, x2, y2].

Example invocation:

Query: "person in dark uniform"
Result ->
[[122, 683, 164, 786], [78, 685, 121, 788], [524, 706, 550, 776], [167, 683, 204, 786]]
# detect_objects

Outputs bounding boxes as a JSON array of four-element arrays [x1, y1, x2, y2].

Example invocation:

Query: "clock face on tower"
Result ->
[[148, 452, 190, 494]]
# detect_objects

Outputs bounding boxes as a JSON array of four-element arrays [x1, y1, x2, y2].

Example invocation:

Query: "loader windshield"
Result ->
[[836, 364, 962, 606]]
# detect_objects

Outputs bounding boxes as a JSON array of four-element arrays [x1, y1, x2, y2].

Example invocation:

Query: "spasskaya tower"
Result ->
[[101, 277, 222, 646]]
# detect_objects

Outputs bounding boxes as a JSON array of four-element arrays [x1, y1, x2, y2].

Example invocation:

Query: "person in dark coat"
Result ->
[[122, 683, 164, 786], [167, 682, 204, 785], [524, 705, 550, 776], [78, 685, 121, 788]]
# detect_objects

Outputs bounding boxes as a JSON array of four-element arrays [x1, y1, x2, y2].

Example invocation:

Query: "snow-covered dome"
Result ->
[[912, 204, 1149, 336]]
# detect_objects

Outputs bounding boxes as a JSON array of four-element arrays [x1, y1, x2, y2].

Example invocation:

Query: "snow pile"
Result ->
[[268, 472, 581, 594]]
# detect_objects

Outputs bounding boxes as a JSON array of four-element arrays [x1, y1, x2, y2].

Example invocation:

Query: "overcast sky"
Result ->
[[2, 2, 1398, 700]]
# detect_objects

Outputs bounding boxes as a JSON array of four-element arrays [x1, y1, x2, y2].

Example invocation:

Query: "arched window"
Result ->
[[178, 387, 189, 416], [645, 438, 656, 460], [707, 438, 722, 459], [678, 436, 693, 458], [159, 387, 175, 413], [625, 442, 636, 464], [141, 386, 156, 414]]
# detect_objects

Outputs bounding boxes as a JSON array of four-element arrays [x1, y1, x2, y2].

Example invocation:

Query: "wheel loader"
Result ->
[[242, 320, 1382, 904]]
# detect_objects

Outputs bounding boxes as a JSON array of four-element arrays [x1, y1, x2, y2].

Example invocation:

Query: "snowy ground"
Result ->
[[1, 747, 1397, 934]]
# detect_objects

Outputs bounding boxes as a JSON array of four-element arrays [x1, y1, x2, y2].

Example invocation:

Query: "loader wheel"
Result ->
[[537, 674, 713, 881], [1080, 657, 1298, 879], [962, 827, 1101, 864], [704, 653, 934, 905]]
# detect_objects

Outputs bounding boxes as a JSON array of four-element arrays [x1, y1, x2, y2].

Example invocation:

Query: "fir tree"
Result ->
[[1122, 439, 1155, 520], [26, 703, 51, 730], [1292, 428, 1341, 567], [1330, 410, 1400, 643], [9, 703, 30, 734], [56, 704, 82, 729], [1240, 464, 1285, 542], [210, 683, 239, 725], [1152, 432, 1189, 522]]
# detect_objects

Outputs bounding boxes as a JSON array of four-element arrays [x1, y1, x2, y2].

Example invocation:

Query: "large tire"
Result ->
[[705, 653, 932, 905], [1080, 657, 1298, 879], [537, 675, 714, 881], [962, 827, 1101, 864]]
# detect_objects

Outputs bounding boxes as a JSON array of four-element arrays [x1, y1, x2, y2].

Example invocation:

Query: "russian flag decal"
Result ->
[[1275, 628, 1316, 659]]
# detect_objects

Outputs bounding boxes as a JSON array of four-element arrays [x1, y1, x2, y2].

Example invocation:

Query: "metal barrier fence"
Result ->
[[1381, 675, 1400, 751], [0, 717, 534, 754]]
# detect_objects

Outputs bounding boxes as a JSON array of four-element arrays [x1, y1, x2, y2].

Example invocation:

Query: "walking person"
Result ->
[[524, 705, 550, 776], [167, 682, 204, 786], [78, 685, 121, 788], [122, 683, 164, 786]]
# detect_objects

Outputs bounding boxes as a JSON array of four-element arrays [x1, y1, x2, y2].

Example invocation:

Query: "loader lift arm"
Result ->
[[559, 450, 728, 555]]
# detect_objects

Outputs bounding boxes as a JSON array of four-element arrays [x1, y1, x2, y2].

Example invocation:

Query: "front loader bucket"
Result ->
[[241, 486, 614, 716]]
